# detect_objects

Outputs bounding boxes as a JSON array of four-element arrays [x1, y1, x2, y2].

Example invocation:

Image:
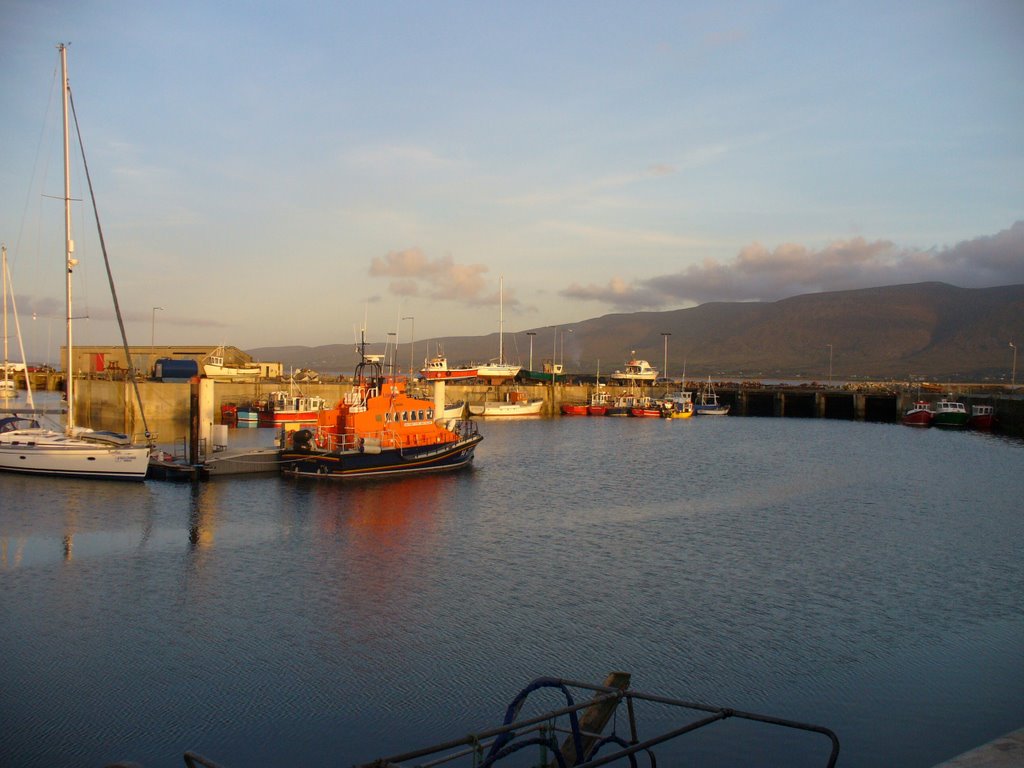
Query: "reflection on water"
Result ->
[[0, 418, 1022, 767]]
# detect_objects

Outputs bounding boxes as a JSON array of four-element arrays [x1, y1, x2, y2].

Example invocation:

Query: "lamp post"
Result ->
[[526, 332, 536, 372], [661, 332, 671, 382], [402, 316, 414, 375], [1011, 342, 1017, 387], [151, 306, 163, 348], [827, 343, 833, 386]]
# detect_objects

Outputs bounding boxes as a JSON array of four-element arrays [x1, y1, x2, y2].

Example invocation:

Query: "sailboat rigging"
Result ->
[[0, 44, 151, 479], [1, 246, 16, 399], [474, 276, 521, 384]]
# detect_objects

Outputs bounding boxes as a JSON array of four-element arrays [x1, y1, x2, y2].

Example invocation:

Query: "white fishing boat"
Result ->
[[475, 277, 521, 383], [0, 45, 151, 480], [203, 345, 262, 380], [468, 390, 544, 417], [694, 376, 730, 415]]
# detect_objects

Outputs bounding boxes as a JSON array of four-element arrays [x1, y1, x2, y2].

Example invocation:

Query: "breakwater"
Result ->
[[64, 378, 1024, 440]]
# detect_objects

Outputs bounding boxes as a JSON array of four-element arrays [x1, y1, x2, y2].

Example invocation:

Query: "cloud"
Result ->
[[559, 221, 1024, 310], [561, 276, 667, 311], [369, 248, 496, 304]]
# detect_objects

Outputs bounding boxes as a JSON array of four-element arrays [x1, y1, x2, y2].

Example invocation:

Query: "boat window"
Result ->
[[418, 409, 425, 421], [427, 409, 433, 419]]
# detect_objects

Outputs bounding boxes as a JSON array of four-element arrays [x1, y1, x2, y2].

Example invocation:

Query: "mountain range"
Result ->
[[248, 282, 1024, 381]]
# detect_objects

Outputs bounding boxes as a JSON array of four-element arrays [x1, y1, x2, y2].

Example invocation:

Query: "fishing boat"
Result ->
[[475, 277, 521, 384], [608, 354, 659, 385], [604, 394, 635, 417], [257, 389, 328, 427], [694, 376, 730, 415], [236, 405, 259, 428], [586, 389, 609, 416], [629, 396, 662, 417], [279, 332, 482, 479], [442, 400, 466, 419], [901, 400, 934, 427], [420, 348, 478, 381], [664, 389, 694, 419], [523, 360, 566, 383], [560, 402, 588, 416], [932, 398, 969, 428], [202, 345, 262, 380], [469, 389, 544, 417], [968, 404, 995, 431], [0, 45, 151, 480]]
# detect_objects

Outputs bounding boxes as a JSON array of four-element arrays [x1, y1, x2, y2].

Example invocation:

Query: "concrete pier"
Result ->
[[46, 378, 1024, 440], [932, 727, 1024, 767]]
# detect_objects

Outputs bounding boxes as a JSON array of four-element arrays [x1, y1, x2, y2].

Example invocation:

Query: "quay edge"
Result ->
[[62, 379, 1024, 440], [931, 726, 1024, 767]]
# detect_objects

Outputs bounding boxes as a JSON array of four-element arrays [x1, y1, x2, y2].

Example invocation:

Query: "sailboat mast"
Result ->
[[59, 43, 75, 433], [498, 275, 504, 365], [2, 245, 8, 383]]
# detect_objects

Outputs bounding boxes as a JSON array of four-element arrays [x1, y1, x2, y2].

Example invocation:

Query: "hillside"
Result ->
[[248, 282, 1024, 381]]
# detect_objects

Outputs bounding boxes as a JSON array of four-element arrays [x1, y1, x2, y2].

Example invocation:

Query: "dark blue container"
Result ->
[[153, 358, 199, 381]]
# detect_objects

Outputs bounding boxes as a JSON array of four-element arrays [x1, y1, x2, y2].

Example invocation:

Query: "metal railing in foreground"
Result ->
[[355, 672, 839, 768], [175, 672, 839, 768]]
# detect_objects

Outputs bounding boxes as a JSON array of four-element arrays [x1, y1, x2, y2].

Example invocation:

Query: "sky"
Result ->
[[1, 1, 1022, 361]]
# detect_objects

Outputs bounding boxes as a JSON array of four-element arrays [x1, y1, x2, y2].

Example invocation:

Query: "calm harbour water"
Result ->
[[1, 415, 1022, 767]]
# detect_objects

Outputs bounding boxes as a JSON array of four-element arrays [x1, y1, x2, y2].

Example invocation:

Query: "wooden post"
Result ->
[[551, 672, 631, 767], [189, 376, 200, 465]]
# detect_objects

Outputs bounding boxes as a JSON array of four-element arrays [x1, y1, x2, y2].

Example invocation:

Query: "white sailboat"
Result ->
[[0, 44, 151, 480], [475, 276, 521, 383]]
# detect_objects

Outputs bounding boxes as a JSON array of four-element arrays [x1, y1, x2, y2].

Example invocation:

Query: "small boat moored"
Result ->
[[694, 377, 730, 415], [901, 400, 934, 427], [932, 398, 969, 429], [968, 404, 995, 431], [469, 389, 544, 417]]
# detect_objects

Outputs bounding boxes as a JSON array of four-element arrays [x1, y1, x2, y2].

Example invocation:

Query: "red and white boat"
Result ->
[[968, 404, 995, 431], [560, 402, 588, 416], [630, 398, 663, 417], [586, 389, 609, 416], [257, 391, 328, 427], [420, 352, 477, 381], [901, 400, 934, 427]]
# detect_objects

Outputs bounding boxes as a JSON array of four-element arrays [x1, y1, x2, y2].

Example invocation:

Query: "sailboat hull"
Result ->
[[0, 430, 150, 480]]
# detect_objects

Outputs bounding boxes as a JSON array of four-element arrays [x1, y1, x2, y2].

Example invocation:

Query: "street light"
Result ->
[[402, 316, 414, 375], [661, 332, 671, 382], [827, 343, 833, 386], [151, 307, 163, 347], [1011, 342, 1017, 387], [526, 331, 536, 372]]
